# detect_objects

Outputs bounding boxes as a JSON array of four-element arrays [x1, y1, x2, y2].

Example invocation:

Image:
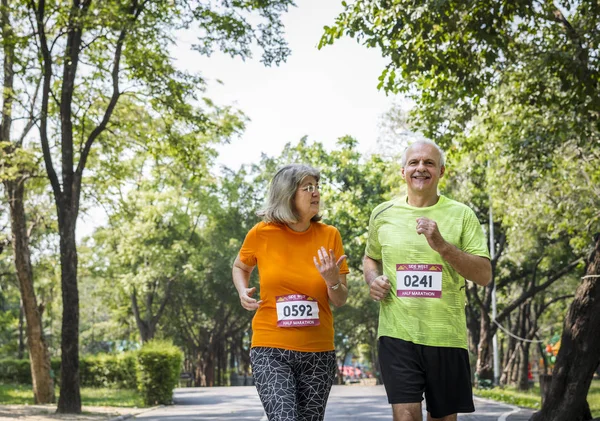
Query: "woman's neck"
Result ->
[[287, 219, 311, 232]]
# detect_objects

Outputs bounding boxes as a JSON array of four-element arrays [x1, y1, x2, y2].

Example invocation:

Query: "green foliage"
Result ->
[[0, 271, 21, 358], [321, 0, 599, 158], [0, 353, 136, 389], [475, 386, 542, 410], [475, 379, 600, 416], [475, 379, 600, 417], [0, 383, 144, 407], [136, 340, 183, 406], [80, 353, 137, 389], [333, 274, 379, 365], [0, 359, 33, 384]]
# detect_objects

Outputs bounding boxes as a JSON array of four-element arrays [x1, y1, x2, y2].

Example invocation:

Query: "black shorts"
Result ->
[[378, 336, 475, 419]]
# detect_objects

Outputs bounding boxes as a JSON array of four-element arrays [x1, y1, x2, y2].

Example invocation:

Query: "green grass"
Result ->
[[0, 384, 145, 407], [474, 378, 600, 417]]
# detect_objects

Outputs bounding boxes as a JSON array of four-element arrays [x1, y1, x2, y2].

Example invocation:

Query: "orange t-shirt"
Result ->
[[239, 221, 350, 352]]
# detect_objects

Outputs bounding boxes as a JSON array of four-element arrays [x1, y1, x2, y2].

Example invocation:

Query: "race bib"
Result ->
[[276, 294, 320, 327], [396, 264, 443, 298]]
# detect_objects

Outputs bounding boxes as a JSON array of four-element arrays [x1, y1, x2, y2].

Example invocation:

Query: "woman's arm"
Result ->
[[232, 254, 261, 311]]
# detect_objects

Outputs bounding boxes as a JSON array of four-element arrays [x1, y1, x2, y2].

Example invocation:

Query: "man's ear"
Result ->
[[440, 165, 445, 178], [401, 167, 406, 177]]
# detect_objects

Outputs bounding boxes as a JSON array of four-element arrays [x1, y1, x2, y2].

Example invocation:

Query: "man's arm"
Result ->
[[416, 217, 492, 286], [437, 244, 491, 286], [363, 255, 391, 301]]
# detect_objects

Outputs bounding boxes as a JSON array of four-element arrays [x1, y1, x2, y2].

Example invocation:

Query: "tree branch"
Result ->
[[30, 0, 61, 199], [17, 76, 41, 146], [77, 1, 145, 177], [496, 257, 583, 326]]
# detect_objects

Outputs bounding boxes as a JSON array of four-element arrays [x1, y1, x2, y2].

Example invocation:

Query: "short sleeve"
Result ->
[[239, 225, 259, 267], [460, 208, 491, 259], [364, 208, 382, 261], [333, 228, 350, 275]]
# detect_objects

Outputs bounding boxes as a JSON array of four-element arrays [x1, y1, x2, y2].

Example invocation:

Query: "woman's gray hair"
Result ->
[[257, 164, 322, 224], [401, 139, 446, 167]]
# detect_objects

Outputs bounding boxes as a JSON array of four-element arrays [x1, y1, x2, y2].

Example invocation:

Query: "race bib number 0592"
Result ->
[[396, 264, 443, 298], [276, 294, 320, 327]]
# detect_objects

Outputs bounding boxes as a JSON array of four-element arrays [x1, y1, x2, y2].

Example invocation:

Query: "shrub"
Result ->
[[1, 353, 137, 389], [80, 352, 137, 388], [0, 359, 32, 384], [136, 340, 183, 406]]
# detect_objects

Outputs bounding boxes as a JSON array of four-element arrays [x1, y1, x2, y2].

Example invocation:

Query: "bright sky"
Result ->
[[79, 1, 398, 240], [174, 0, 397, 171]]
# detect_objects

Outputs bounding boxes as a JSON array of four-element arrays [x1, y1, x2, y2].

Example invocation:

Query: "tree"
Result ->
[[0, 0, 55, 403], [531, 234, 600, 420], [23, 0, 294, 412], [322, 2, 599, 417]]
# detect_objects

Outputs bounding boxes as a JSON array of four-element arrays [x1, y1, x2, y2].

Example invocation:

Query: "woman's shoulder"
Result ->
[[312, 221, 341, 235], [253, 221, 285, 234]]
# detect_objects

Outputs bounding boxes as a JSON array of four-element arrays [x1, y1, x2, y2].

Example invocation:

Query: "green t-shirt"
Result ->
[[365, 195, 490, 349]]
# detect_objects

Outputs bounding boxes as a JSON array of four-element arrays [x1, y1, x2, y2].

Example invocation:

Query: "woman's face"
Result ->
[[293, 176, 320, 221]]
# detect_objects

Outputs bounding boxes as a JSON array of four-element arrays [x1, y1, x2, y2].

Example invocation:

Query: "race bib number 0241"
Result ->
[[396, 264, 443, 298], [276, 294, 320, 327]]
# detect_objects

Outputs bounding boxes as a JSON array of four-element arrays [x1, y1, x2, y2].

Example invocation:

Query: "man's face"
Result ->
[[401, 143, 445, 195]]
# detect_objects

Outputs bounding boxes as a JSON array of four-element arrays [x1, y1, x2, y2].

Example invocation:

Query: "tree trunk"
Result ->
[[205, 348, 215, 387], [531, 234, 600, 421], [56, 210, 81, 413], [18, 302, 25, 359], [5, 180, 55, 403], [517, 304, 531, 391], [517, 343, 530, 391], [131, 280, 173, 344], [465, 284, 481, 356], [476, 310, 494, 384], [195, 352, 207, 387], [500, 334, 517, 386]]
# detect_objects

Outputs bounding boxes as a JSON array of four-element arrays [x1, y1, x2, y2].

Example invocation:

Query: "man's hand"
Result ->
[[370, 275, 391, 301], [239, 286, 262, 311], [416, 217, 448, 253]]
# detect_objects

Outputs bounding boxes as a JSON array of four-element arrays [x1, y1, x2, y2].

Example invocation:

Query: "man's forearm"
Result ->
[[363, 255, 383, 286], [438, 243, 492, 286]]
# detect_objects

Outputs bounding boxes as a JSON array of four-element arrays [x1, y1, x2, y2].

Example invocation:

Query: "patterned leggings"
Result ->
[[250, 347, 337, 421]]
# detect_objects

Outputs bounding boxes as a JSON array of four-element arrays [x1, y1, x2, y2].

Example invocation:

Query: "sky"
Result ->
[[78, 0, 400, 239], [173, 0, 399, 172]]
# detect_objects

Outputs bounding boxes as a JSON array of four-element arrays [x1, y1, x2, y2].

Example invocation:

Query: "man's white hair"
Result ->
[[401, 139, 446, 167]]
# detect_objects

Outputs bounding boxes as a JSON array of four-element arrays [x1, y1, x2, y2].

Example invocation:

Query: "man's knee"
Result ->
[[392, 402, 422, 421], [427, 413, 457, 421]]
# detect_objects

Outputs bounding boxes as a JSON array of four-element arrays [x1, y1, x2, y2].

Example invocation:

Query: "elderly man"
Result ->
[[364, 139, 491, 421]]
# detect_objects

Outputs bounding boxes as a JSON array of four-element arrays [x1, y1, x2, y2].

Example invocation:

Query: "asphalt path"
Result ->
[[134, 386, 535, 421]]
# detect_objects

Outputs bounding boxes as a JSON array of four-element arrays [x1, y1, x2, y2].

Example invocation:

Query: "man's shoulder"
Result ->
[[438, 195, 475, 214], [371, 198, 402, 221]]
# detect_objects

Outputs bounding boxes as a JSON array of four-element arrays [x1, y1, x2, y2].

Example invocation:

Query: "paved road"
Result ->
[[134, 386, 535, 421]]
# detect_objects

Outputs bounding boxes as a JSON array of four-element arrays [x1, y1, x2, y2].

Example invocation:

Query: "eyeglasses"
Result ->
[[300, 184, 320, 193]]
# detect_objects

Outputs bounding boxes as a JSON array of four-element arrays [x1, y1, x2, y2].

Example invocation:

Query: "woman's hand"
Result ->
[[313, 246, 347, 287], [239, 286, 262, 311]]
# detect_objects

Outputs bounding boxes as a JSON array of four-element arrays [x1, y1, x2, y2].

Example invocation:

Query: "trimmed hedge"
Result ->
[[80, 352, 137, 388], [0, 352, 137, 389], [136, 340, 183, 406], [0, 358, 33, 384]]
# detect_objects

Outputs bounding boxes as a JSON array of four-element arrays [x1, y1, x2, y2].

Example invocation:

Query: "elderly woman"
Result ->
[[232, 163, 349, 421]]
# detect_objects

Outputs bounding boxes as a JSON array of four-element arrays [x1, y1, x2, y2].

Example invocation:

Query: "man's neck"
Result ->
[[406, 193, 440, 208]]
